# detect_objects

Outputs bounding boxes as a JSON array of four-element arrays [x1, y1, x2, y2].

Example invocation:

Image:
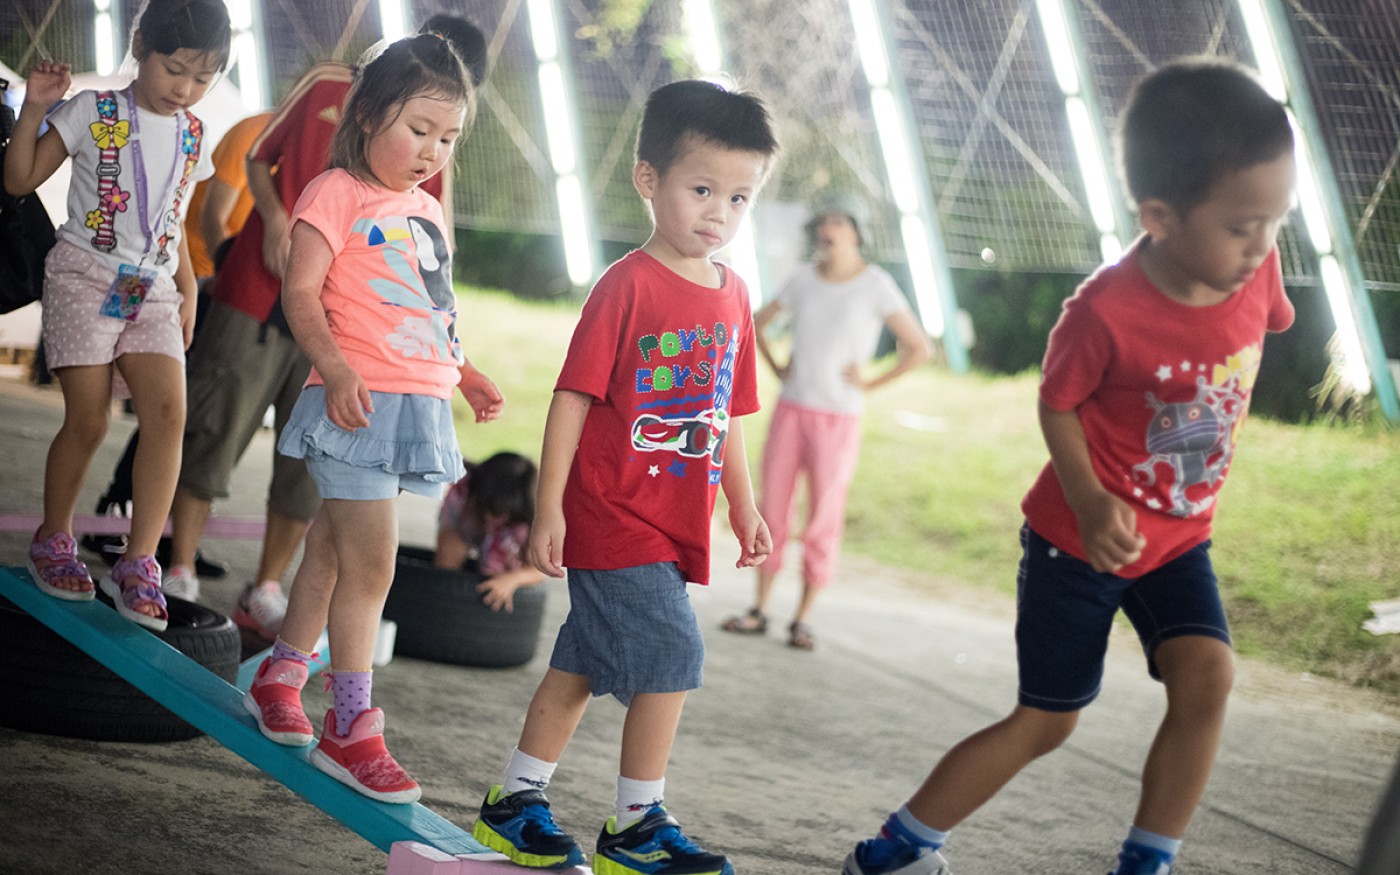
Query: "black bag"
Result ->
[[0, 78, 57, 314]]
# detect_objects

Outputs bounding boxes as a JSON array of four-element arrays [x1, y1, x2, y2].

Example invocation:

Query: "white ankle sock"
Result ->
[[502, 748, 557, 795], [615, 776, 665, 830]]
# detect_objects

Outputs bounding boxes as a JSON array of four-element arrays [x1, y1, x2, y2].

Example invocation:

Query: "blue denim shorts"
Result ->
[[1015, 524, 1231, 712], [549, 562, 704, 705]]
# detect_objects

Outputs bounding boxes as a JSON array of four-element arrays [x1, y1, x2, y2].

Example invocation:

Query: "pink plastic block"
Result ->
[[386, 841, 592, 874], [386, 841, 463, 874]]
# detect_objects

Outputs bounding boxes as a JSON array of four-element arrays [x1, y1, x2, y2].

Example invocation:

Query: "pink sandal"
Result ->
[[27, 531, 96, 601], [99, 554, 169, 632]]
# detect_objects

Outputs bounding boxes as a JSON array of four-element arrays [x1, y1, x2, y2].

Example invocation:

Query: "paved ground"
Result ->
[[0, 374, 1396, 875]]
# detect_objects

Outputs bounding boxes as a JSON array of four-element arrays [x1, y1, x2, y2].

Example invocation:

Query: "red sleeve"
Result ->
[[1264, 248, 1294, 333], [1039, 288, 1113, 412], [250, 63, 350, 166], [729, 301, 761, 417], [555, 281, 628, 402]]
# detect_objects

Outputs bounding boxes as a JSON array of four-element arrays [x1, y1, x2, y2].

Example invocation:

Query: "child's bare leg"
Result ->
[[1133, 635, 1234, 837], [319, 497, 397, 670], [907, 705, 1079, 830], [517, 668, 592, 762], [41, 365, 113, 539], [620, 691, 687, 780], [277, 512, 337, 653], [116, 353, 185, 558]]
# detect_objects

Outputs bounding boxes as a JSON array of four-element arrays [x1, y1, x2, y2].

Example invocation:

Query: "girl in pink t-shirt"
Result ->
[[241, 34, 502, 804]]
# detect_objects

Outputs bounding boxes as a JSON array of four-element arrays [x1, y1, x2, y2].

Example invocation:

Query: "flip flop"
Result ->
[[787, 621, 815, 651], [721, 608, 769, 634]]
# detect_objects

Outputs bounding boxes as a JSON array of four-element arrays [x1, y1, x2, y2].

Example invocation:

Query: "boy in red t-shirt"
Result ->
[[471, 80, 778, 874], [844, 58, 1297, 875]]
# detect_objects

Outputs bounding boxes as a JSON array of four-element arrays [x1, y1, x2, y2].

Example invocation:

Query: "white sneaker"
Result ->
[[235, 580, 288, 640], [162, 565, 201, 601]]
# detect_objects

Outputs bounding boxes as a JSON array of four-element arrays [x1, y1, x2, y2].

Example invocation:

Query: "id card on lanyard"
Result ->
[[100, 88, 185, 322]]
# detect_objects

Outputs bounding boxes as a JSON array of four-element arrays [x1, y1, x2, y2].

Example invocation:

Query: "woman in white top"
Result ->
[[722, 192, 932, 649]]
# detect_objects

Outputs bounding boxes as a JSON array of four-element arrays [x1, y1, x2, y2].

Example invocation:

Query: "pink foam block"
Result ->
[[387, 842, 464, 874], [386, 842, 591, 874]]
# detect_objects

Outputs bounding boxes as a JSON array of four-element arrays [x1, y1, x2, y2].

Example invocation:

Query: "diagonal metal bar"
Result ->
[[272, 0, 327, 62], [1281, 0, 1400, 253], [897, 3, 1086, 215], [937, 0, 1033, 211], [16, 0, 61, 70], [1355, 141, 1398, 246], [332, 0, 373, 63], [480, 81, 553, 182], [1077, 0, 1152, 70]]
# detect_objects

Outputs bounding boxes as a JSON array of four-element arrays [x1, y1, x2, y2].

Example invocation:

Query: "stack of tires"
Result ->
[[0, 594, 240, 742], [382, 545, 546, 669]]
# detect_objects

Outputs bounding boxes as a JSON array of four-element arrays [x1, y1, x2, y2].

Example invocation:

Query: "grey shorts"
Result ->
[[179, 300, 320, 520], [550, 563, 704, 705]]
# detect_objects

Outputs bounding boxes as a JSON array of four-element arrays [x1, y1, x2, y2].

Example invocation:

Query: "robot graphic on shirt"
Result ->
[[630, 323, 739, 477], [353, 214, 461, 364], [1131, 346, 1259, 518]]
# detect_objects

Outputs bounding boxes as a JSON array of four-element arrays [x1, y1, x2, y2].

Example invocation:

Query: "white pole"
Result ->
[[527, 0, 597, 287]]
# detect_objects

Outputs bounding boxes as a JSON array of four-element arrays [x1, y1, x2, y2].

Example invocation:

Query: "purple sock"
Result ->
[[331, 670, 373, 736], [271, 638, 313, 666]]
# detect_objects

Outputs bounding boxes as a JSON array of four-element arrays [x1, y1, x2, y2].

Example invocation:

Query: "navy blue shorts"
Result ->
[[1015, 524, 1231, 712], [549, 562, 704, 706]]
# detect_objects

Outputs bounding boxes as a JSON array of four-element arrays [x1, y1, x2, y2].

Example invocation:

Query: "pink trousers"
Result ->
[[758, 400, 863, 589]]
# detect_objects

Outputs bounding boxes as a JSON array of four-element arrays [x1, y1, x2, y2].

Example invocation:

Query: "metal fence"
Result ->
[[3, 0, 1397, 293]]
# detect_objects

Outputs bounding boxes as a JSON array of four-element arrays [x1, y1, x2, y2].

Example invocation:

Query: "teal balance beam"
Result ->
[[0, 566, 486, 856]]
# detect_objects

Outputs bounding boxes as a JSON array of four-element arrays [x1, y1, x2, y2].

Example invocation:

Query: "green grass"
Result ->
[[453, 285, 1400, 695]]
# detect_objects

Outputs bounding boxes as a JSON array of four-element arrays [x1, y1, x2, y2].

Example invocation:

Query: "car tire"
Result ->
[[0, 593, 241, 743], [382, 545, 547, 669]]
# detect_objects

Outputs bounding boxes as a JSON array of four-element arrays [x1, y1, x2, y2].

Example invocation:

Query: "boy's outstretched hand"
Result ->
[[457, 363, 504, 423], [729, 504, 772, 569], [1074, 491, 1145, 574]]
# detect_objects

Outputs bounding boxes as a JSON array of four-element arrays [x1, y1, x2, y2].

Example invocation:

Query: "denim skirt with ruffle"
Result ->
[[277, 386, 465, 499]]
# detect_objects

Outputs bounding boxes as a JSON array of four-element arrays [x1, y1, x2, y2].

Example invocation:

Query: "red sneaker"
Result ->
[[310, 708, 421, 804], [242, 657, 314, 746]]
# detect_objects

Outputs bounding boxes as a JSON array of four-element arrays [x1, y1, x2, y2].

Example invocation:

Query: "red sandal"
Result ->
[[99, 554, 169, 632], [27, 530, 95, 601]]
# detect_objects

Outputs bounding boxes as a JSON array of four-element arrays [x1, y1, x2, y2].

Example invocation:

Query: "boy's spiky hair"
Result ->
[[635, 79, 779, 175]]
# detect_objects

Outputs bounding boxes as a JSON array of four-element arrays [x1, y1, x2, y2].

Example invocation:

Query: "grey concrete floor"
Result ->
[[0, 375, 1396, 874]]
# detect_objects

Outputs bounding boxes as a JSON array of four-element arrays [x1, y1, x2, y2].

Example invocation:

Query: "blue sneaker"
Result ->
[[593, 806, 733, 875], [472, 784, 585, 869], [1110, 842, 1174, 875], [842, 835, 950, 874]]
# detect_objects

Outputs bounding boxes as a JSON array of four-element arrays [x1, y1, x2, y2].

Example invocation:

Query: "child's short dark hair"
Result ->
[[1117, 56, 1292, 214], [330, 33, 477, 182], [134, 0, 233, 70], [470, 452, 537, 527], [635, 80, 779, 176]]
